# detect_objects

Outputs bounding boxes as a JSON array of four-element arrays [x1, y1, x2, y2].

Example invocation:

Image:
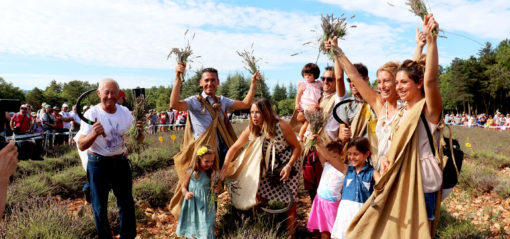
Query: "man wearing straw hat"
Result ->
[[77, 78, 143, 239], [168, 62, 260, 217]]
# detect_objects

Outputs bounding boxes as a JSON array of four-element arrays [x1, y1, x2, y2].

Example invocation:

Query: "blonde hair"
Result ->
[[376, 61, 400, 79]]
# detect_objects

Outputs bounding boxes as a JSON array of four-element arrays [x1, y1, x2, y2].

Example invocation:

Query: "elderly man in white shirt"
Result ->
[[77, 78, 142, 239]]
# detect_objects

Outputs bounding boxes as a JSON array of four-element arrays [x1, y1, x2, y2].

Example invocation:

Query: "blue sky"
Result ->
[[1, 0, 508, 93]]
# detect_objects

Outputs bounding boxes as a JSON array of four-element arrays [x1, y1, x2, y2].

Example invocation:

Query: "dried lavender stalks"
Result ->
[[319, 14, 356, 59], [126, 95, 148, 158], [208, 172, 220, 211], [167, 30, 199, 82], [237, 44, 261, 75], [304, 107, 325, 148], [406, 0, 438, 34], [224, 178, 241, 196]]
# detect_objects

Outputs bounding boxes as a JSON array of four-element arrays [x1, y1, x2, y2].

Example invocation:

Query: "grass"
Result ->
[[13, 150, 80, 180], [449, 126, 510, 169], [436, 206, 489, 239], [458, 163, 499, 195], [51, 166, 87, 198], [218, 204, 287, 239], [494, 179, 510, 198], [133, 169, 178, 208], [0, 197, 96, 239], [7, 173, 54, 203], [3, 122, 508, 238]]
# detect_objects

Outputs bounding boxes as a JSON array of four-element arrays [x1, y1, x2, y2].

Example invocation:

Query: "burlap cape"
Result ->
[[349, 102, 378, 166], [169, 95, 237, 218], [223, 134, 265, 210], [346, 99, 443, 239]]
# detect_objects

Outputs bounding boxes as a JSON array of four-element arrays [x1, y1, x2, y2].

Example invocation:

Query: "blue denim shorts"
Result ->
[[424, 192, 437, 220]]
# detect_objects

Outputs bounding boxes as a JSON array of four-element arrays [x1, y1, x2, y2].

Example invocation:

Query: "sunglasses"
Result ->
[[321, 77, 334, 82]]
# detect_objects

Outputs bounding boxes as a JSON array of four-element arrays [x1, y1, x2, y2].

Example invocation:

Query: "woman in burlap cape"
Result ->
[[169, 94, 237, 218], [219, 98, 302, 238], [346, 14, 443, 238], [345, 99, 443, 239]]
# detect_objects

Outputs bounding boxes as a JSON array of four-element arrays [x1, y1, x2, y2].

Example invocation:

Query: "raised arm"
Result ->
[[315, 139, 347, 174], [422, 14, 442, 124], [219, 127, 251, 181], [334, 57, 346, 98], [169, 62, 188, 112], [325, 37, 346, 98], [413, 28, 426, 62], [295, 84, 303, 111], [230, 72, 260, 110], [331, 37, 383, 114]]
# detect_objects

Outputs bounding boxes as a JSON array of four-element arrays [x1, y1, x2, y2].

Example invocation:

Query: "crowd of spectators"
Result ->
[[445, 112, 510, 130], [3, 102, 83, 150], [145, 110, 249, 134], [146, 109, 187, 134]]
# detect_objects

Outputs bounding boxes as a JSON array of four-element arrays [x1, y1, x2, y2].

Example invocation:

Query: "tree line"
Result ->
[[440, 39, 510, 114], [2, 38, 509, 116], [0, 71, 297, 115]]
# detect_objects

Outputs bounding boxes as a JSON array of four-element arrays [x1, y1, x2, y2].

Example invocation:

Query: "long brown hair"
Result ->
[[397, 59, 425, 84], [249, 98, 279, 138]]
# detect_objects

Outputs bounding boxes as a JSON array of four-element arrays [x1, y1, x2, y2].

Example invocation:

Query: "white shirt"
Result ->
[[60, 111, 72, 129], [71, 112, 81, 125], [323, 93, 346, 140], [77, 104, 134, 156]]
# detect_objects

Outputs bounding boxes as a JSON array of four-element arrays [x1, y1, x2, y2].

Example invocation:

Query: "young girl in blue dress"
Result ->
[[331, 137, 380, 239], [306, 139, 347, 239], [177, 144, 219, 239]]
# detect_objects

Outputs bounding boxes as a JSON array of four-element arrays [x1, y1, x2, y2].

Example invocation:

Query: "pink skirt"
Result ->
[[306, 195, 341, 233]]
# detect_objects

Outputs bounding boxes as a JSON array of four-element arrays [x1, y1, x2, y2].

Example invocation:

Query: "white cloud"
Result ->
[[3, 73, 169, 90], [317, 0, 510, 39], [0, 0, 458, 91], [0, 0, 412, 73], [0, 0, 319, 72]]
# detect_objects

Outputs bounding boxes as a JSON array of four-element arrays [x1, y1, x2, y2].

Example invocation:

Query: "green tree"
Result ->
[[43, 80, 64, 107], [180, 70, 202, 99], [61, 80, 97, 106], [25, 87, 45, 108], [227, 73, 249, 100], [0, 77, 25, 101], [272, 83, 287, 102], [276, 98, 295, 116], [287, 82, 297, 99]]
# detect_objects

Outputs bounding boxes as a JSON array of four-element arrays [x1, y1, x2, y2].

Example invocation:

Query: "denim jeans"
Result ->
[[87, 153, 136, 239]]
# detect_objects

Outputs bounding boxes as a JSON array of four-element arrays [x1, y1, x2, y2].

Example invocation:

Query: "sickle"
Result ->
[[332, 98, 355, 126], [261, 182, 294, 214], [76, 89, 107, 137]]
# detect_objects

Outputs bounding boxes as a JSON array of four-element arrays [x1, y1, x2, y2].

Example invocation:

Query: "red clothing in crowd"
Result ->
[[53, 112, 64, 129], [11, 113, 32, 134]]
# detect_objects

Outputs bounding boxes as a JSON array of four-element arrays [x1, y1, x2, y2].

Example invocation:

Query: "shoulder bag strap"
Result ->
[[420, 112, 436, 157]]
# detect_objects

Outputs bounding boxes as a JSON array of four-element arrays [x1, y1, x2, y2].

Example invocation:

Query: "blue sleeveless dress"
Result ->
[[177, 171, 216, 239]]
